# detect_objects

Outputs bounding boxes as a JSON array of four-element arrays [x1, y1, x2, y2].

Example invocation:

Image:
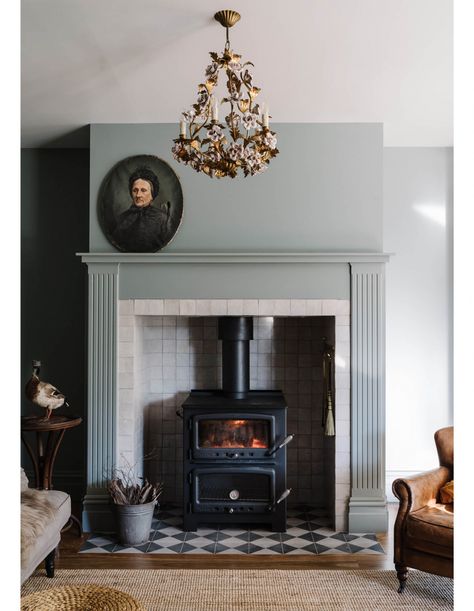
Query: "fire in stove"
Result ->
[[198, 418, 270, 449]]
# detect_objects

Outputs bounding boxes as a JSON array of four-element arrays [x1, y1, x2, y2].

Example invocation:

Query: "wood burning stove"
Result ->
[[181, 317, 293, 532]]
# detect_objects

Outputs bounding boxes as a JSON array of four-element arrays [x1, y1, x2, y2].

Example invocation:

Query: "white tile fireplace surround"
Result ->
[[117, 300, 349, 529], [79, 252, 389, 535]]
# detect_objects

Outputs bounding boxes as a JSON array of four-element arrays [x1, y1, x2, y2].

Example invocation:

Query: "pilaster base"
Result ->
[[82, 492, 115, 533], [348, 495, 388, 533]]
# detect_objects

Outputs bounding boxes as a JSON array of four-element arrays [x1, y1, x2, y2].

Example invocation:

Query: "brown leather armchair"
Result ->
[[392, 426, 453, 593]]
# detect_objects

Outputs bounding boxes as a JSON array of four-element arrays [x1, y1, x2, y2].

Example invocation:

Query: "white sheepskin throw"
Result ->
[[21, 489, 56, 568]]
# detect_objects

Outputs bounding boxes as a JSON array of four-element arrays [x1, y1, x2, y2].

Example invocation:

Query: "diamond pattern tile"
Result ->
[[218, 536, 248, 548], [79, 505, 385, 556], [215, 543, 248, 554], [250, 536, 280, 549], [180, 544, 214, 554], [249, 549, 273, 555], [315, 543, 351, 554], [282, 543, 316, 554], [186, 536, 219, 548], [147, 545, 180, 554]]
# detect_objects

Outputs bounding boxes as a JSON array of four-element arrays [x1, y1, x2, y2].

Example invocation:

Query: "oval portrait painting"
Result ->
[[99, 155, 183, 253]]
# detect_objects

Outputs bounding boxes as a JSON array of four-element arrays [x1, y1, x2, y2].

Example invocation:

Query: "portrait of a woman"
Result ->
[[99, 155, 183, 253]]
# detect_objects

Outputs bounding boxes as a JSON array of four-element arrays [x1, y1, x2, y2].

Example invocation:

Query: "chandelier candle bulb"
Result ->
[[263, 107, 269, 128], [211, 97, 219, 121], [179, 121, 186, 137]]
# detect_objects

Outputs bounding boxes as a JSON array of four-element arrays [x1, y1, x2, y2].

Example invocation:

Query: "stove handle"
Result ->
[[265, 434, 295, 456], [268, 488, 292, 511], [277, 488, 292, 504]]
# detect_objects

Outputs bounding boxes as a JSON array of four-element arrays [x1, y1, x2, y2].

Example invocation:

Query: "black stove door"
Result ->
[[191, 466, 276, 514]]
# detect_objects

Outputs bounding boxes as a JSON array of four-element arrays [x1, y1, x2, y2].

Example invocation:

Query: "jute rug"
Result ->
[[22, 569, 453, 610]]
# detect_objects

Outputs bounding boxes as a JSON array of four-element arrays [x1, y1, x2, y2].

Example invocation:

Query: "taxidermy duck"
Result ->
[[25, 360, 69, 420]]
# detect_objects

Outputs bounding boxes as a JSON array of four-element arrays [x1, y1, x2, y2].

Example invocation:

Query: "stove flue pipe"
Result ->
[[218, 316, 253, 399]]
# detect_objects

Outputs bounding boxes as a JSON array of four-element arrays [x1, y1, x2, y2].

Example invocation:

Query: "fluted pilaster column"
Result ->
[[82, 263, 119, 532], [348, 263, 388, 532]]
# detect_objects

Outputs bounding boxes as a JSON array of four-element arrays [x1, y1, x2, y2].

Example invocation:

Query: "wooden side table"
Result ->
[[21, 414, 83, 535]]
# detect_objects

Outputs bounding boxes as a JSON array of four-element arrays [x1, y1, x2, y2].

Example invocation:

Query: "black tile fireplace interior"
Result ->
[[181, 316, 292, 531]]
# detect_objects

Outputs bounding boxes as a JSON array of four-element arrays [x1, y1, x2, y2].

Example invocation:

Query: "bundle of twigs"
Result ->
[[108, 477, 163, 505], [107, 451, 164, 505]]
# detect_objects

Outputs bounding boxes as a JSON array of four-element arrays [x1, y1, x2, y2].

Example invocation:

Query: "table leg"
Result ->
[[21, 432, 40, 488], [43, 429, 66, 490], [61, 514, 83, 537], [36, 431, 44, 488]]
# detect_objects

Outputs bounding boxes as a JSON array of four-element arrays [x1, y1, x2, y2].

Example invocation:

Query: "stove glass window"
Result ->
[[198, 419, 270, 449]]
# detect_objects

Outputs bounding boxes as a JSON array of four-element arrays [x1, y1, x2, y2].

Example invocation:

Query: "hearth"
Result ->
[[181, 317, 292, 532]]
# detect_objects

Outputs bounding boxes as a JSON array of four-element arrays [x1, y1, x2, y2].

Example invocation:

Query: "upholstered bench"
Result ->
[[21, 469, 71, 584]]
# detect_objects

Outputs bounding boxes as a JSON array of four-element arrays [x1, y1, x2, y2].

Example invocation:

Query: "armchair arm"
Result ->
[[392, 466, 450, 564], [392, 466, 451, 514]]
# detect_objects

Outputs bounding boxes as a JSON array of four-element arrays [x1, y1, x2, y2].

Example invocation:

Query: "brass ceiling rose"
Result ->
[[214, 10, 241, 29]]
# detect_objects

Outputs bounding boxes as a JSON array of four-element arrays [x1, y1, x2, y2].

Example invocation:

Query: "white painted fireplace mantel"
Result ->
[[79, 252, 390, 533]]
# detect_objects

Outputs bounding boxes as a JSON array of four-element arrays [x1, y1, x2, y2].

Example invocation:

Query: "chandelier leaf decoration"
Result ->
[[172, 10, 279, 179]]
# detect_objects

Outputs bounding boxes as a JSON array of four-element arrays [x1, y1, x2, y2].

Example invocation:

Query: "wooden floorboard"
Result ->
[[55, 504, 396, 570]]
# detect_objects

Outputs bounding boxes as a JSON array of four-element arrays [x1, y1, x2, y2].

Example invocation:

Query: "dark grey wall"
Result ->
[[21, 149, 89, 500]]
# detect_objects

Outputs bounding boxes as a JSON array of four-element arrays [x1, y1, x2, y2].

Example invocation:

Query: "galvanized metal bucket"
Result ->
[[114, 500, 157, 546]]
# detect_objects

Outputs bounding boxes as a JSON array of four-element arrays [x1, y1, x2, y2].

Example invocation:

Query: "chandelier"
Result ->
[[171, 10, 279, 179]]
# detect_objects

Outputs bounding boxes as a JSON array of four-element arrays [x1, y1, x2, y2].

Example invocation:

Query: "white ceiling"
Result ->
[[21, 0, 453, 148]]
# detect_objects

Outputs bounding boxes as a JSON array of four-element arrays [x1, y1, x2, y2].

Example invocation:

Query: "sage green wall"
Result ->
[[21, 149, 89, 500], [119, 262, 349, 300], [90, 123, 383, 254]]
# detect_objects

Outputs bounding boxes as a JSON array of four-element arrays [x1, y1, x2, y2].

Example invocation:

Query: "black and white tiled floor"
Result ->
[[80, 506, 384, 556]]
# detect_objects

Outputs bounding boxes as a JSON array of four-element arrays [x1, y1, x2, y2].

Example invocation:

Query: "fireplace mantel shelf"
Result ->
[[78, 252, 392, 264]]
